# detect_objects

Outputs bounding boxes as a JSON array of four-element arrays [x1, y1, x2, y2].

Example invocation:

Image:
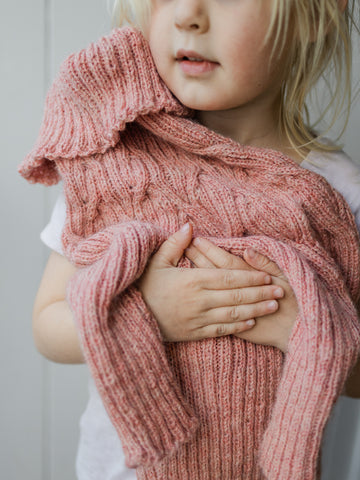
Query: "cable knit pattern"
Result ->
[[19, 27, 360, 480]]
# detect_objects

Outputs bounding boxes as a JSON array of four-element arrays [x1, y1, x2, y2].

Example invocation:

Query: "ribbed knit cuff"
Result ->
[[66, 221, 199, 468], [258, 272, 360, 479], [110, 286, 199, 467], [69, 279, 198, 467]]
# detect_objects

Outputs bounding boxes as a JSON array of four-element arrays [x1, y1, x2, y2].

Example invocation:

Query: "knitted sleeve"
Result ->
[[212, 234, 360, 480], [65, 221, 198, 468], [256, 246, 359, 479]]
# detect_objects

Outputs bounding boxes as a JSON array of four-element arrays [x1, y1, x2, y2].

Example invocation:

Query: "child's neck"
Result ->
[[195, 103, 308, 165]]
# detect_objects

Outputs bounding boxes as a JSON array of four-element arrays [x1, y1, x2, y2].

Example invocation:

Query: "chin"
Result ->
[[176, 96, 228, 112]]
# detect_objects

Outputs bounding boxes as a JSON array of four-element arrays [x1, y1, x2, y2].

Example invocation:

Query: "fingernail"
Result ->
[[264, 275, 272, 284], [247, 248, 257, 259], [180, 223, 190, 232], [246, 319, 255, 326], [193, 237, 201, 246], [267, 300, 277, 310], [274, 287, 283, 298]]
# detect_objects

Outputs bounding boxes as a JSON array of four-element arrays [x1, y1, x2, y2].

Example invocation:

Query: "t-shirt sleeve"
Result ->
[[40, 188, 66, 255], [302, 149, 360, 233], [333, 156, 360, 231]]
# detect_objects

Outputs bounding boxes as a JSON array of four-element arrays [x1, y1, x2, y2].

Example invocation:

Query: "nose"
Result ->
[[174, 0, 209, 33]]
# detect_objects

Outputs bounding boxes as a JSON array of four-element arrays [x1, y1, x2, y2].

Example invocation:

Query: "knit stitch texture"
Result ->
[[19, 27, 360, 480]]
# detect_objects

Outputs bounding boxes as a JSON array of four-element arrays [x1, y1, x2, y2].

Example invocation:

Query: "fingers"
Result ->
[[187, 296, 280, 341], [201, 299, 279, 326], [188, 237, 250, 270], [195, 267, 271, 290], [194, 319, 256, 340], [201, 284, 284, 310], [185, 243, 217, 268], [243, 248, 286, 280], [153, 223, 193, 267]]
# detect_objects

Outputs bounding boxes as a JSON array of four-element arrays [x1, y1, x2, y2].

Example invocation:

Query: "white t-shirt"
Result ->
[[40, 148, 360, 480]]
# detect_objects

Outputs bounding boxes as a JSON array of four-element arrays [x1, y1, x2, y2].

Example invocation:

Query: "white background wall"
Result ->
[[1, 1, 360, 479]]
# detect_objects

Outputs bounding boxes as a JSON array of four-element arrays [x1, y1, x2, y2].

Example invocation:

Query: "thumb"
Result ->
[[155, 223, 193, 267], [243, 248, 286, 280]]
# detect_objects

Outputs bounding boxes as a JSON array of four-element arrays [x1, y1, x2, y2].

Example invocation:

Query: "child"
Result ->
[[19, 0, 360, 479]]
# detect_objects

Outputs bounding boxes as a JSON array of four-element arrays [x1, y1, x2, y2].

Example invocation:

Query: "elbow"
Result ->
[[31, 301, 85, 364], [32, 307, 56, 362]]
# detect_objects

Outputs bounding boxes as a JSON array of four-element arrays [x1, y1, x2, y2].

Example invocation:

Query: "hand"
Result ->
[[136, 224, 283, 342], [185, 238, 298, 353]]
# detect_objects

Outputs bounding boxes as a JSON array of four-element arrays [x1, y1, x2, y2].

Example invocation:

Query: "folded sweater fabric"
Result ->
[[19, 27, 360, 480]]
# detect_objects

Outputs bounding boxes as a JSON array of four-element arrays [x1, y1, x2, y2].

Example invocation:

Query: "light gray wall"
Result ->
[[1, 2, 109, 479], [1, 1, 359, 479]]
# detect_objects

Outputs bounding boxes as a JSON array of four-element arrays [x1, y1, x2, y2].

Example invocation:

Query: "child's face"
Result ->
[[148, 0, 286, 113]]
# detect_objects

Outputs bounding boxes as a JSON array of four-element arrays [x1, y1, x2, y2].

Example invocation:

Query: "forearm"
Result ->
[[33, 300, 85, 364]]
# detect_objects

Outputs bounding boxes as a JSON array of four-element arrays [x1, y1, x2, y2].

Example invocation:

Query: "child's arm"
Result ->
[[32, 227, 281, 364], [34, 229, 359, 396], [32, 250, 85, 364]]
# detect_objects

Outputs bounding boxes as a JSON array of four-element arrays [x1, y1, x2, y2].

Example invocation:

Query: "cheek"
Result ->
[[148, 31, 175, 92], [148, 21, 168, 68], [149, 42, 167, 81], [225, 18, 273, 72], [227, 38, 274, 88]]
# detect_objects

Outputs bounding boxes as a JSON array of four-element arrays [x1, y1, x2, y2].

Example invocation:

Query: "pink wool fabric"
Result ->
[[19, 27, 360, 479]]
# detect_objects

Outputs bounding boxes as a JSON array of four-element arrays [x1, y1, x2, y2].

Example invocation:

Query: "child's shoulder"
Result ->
[[302, 142, 360, 184]]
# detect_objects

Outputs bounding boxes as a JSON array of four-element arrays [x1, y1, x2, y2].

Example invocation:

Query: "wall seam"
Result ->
[[42, 0, 52, 479]]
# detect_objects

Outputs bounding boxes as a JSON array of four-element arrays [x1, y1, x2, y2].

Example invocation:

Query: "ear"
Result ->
[[337, 0, 348, 13]]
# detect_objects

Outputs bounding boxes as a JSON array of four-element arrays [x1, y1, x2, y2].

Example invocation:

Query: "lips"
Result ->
[[175, 49, 219, 75], [175, 49, 217, 63]]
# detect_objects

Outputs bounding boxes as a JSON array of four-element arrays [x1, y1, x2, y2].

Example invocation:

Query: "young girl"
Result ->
[[19, 0, 360, 479]]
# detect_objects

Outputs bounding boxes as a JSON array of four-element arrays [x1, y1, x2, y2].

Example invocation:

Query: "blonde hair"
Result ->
[[109, 0, 151, 33], [109, 0, 359, 155]]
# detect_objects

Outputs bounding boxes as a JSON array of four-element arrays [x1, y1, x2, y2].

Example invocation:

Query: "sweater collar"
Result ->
[[57, 25, 299, 170], [19, 25, 304, 186], [58, 26, 195, 144]]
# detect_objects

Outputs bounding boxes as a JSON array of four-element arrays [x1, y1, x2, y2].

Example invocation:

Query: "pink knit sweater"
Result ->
[[19, 27, 360, 480]]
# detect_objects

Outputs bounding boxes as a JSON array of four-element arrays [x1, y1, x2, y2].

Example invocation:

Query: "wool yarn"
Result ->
[[19, 27, 360, 480]]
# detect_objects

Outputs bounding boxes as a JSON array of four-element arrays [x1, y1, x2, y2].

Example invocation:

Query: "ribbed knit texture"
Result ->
[[19, 27, 360, 479]]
